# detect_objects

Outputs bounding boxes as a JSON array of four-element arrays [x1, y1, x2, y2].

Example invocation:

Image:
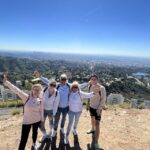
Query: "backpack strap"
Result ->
[[88, 84, 92, 92], [57, 83, 70, 90], [86, 85, 92, 111], [97, 84, 101, 96], [55, 91, 58, 97], [66, 83, 70, 89], [56, 84, 60, 90], [43, 87, 48, 93], [96, 85, 102, 110], [52, 90, 58, 109], [78, 91, 82, 101], [57, 83, 70, 100], [23, 96, 30, 114], [66, 83, 71, 99]]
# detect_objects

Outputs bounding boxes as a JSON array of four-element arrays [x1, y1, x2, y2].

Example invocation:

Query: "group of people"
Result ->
[[3, 71, 106, 150]]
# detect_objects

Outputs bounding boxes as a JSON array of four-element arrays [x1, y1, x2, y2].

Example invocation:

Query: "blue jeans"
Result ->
[[54, 106, 69, 130], [39, 110, 53, 135], [66, 111, 82, 136]]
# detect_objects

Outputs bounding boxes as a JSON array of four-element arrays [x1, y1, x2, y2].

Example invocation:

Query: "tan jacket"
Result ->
[[89, 84, 106, 111]]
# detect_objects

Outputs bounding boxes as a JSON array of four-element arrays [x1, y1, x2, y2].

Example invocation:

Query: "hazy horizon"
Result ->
[[0, 0, 150, 58], [0, 49, 150, 59]]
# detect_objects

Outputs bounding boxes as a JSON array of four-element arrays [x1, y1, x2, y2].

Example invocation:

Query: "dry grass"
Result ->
[[0, 108, 150, 150], [0, 100, 23, 108]]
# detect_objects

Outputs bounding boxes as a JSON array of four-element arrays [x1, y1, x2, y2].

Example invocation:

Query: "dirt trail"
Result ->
[[0, 108, 150, 150]]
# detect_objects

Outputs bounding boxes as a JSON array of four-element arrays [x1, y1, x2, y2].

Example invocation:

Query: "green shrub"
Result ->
[[11, 110, 21, 116], [0, 100, 23, 108], [0, 102, 6, 108], [16, 101, 24, 107], [106, 102, 131, 109], [119, 103, 131, 109], [138, 104, 145, 109], [82, 102, 87, 105], [7, 102, 17, 107]]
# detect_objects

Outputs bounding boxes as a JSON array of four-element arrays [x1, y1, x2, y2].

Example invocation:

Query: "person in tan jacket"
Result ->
[[87, 74, 106, 150]]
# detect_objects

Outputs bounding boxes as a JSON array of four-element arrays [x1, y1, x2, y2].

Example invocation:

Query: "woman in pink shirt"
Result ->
[[3, 73, 44, 150]]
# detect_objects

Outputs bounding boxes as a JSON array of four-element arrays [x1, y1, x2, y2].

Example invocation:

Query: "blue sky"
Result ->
[[0, 0, 150, 57]]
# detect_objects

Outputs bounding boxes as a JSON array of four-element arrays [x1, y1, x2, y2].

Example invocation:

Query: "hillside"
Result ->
[[0, 56, 150, 100], [0, 108, 150, 150]]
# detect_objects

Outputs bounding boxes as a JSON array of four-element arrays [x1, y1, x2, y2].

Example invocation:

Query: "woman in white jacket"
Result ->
[[39, 79, 60, 142], [65, 81, 95, 144]]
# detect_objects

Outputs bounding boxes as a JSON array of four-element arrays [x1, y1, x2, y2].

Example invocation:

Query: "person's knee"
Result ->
[[91, 116, 95, 121]]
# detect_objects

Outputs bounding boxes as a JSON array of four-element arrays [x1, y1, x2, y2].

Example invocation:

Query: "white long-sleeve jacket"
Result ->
[[69, 91, 94, 112], [43, 88, 60, 116]]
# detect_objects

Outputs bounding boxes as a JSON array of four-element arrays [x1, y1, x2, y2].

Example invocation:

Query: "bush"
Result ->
[[82, 102, 87, 105], [106, 102, 131, 109], [11, 110, 21, 116], [138, 104, 145, 109], [0, 102, 6, 108], [7, 102, 17, 107], [119, 103, 131, 109], [0, 100, 23, 108]]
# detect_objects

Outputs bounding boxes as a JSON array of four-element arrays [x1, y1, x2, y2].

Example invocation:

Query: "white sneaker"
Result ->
[[32, 143, 40, 150], [60, 128, 65, 134], [52, 129, 57, 137], [73, 129, 77, 135], [64, 135, 69, 144], [48, 130, 52, 138]]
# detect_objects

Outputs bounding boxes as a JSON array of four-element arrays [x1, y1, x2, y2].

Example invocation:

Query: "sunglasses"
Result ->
[[50, 84, 56, 87], [61, 78, 67, 81], [72, 86, 78, 89]]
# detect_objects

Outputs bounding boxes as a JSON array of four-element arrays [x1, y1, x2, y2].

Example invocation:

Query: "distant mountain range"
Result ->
[[0, 50, 150, 67]]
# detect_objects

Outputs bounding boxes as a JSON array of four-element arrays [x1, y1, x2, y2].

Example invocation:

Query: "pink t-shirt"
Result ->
[[4, 81, 44, 125]]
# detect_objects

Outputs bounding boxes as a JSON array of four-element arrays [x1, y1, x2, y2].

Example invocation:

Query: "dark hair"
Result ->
[[89, 74, 98, 80]]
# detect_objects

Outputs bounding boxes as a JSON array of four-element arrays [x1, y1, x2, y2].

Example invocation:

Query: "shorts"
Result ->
[[44, 109, 53, 119], [89, 107, 101, 121]]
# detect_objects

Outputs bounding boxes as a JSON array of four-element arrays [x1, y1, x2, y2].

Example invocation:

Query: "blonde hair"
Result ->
[[60, 74, 67, 79], [50, 79, 57, 85], [71, 81, 80, 91], [31, 84, 43, 91]]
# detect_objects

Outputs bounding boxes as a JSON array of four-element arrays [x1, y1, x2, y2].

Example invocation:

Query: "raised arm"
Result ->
[[3, 80, 28, 103], [33, 71, 50, 86], [68, 82, 89, 89], [40, 98, 44, 122], [80, 91, 94, 99], [40, 76, 50, 86], [79, 83, 89, 89]]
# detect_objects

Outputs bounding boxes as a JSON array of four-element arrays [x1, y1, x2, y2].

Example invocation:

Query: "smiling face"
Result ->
[[72, 85, 79, 92], [48, 81, 56, 93], [90, 76, 98, 85], [71, 81, 79, 93], [60, 74, 67, 85], [60, 78, 67, 85], [32, 85, 42, 98]]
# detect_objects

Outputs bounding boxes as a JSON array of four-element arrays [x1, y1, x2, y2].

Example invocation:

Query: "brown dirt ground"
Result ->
[[0, 108, 150, 150]]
